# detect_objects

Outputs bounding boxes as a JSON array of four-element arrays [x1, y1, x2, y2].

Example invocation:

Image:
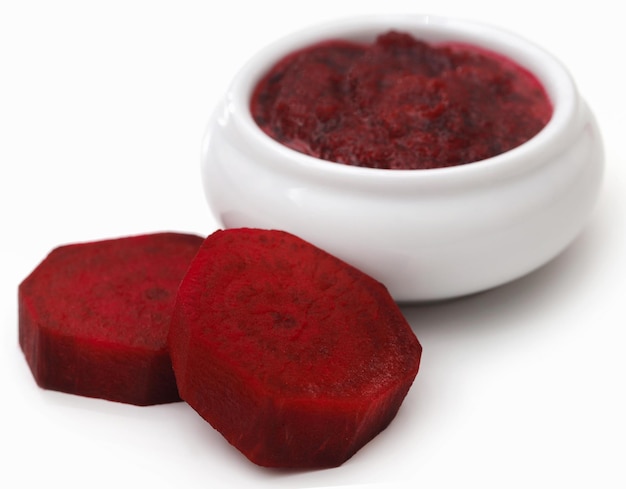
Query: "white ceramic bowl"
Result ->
[[201, 15, 604, 302]]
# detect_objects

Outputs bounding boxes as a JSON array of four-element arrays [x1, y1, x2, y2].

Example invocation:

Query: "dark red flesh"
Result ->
[[18, 232, 204, 406], [168, 228, 422, 468]]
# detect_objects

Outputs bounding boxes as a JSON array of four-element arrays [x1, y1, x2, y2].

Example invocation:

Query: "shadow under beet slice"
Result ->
[[168, 228, 422, 468], [18, 232, 204, 406]]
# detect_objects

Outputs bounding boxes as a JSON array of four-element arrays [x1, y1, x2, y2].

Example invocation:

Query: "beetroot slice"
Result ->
[[19, 232, 204, 406], [168, 228, 422, 468]]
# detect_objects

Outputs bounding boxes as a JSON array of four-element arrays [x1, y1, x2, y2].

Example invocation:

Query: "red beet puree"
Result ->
[[251, 31, 553, 170]]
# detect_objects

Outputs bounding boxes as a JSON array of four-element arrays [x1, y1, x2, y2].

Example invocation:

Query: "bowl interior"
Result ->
[[224, 15, 578, 187]]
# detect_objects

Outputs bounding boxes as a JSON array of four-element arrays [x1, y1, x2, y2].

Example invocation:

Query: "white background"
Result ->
[[1, 1, 624, 488]]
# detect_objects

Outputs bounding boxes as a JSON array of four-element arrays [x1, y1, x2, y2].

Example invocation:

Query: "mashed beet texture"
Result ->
[[251, 31, 553, 169]]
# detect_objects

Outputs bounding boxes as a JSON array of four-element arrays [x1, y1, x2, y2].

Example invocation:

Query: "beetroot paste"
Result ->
[[251, 31, 553, 170]]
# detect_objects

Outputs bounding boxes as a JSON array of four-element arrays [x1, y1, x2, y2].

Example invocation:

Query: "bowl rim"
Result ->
[[219, 14, 580, 190]]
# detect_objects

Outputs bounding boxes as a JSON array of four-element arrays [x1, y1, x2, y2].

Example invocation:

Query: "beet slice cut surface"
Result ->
[[168, 228, 422, 468], [19, 232, 204, 406]]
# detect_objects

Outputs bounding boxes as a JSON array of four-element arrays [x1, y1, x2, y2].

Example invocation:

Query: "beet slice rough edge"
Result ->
[[18, 232, 204, 406], [168, 228, 422, 468]]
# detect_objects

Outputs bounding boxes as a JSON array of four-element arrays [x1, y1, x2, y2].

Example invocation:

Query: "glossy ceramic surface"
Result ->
[[201, 15, 604, 302]]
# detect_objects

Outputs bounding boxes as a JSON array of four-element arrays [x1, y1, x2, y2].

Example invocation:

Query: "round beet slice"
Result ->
[[19, 232, 204, 406], [168, 228, 422, 468]]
